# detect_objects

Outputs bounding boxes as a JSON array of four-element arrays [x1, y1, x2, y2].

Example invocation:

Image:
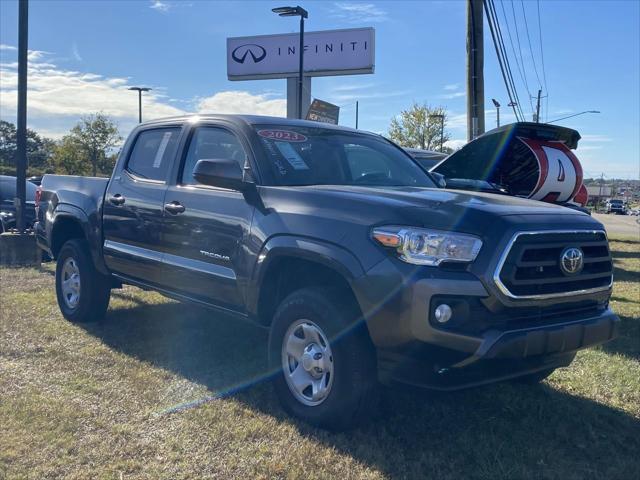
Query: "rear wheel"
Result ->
[[55, 239, 111, 323], [269, 288, 377, 431]]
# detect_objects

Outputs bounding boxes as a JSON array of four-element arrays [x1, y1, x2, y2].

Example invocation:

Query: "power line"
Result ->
[[488, 0, 525, 121], [499, 0, 534, 116], [520, 0, 543, 88], [509, 0, 535, 116], [483, 0, 523, 121], [536, 0, 549, 121]]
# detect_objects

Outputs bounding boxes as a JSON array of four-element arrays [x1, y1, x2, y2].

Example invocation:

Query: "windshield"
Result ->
[[253, 125, 436, 188]]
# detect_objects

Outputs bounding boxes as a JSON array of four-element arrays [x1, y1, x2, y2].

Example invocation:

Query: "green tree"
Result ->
[[388, 103, 451, 152], [50, 135, 92, 176], [0, 120, 56, 174], [56, 113, 121, 177]]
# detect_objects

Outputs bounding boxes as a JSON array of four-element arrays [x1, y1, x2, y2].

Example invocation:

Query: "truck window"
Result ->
[[253, 124, 436, 188], [126, 128, 181, 182], [181, 127, 246, 185]]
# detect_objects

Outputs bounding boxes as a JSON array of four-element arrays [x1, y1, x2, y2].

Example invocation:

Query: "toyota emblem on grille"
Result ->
[[560, 247, 584, 275]]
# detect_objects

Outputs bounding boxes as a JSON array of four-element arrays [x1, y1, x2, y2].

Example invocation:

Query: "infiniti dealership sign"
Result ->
[[227, 28, 375, 80]]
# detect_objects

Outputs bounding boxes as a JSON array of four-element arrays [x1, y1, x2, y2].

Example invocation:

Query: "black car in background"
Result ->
[[403, 147, 448, 170], [0, 175, 38, 233]]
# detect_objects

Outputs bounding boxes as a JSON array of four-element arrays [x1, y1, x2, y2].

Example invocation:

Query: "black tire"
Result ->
[[268, 287, 377, 431], [513, 368, 556, 384], [55, 239, 111, 323]]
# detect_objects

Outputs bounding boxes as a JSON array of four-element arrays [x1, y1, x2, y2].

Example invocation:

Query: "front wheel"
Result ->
[[55, 239, 111, 323], [269, 288, 377, 431]]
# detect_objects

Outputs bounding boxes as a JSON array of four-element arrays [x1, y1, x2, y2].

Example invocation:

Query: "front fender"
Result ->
[[245, 235, 365, 317]]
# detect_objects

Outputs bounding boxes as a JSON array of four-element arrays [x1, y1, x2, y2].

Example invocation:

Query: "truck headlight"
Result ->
[[372, 227, 482, 266]]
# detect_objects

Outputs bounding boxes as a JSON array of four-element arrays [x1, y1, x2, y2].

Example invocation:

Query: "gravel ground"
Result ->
[[593, 213, 640, 237]]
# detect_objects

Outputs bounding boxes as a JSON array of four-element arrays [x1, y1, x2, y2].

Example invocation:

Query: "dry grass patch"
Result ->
[[0, 235, 638, 479]]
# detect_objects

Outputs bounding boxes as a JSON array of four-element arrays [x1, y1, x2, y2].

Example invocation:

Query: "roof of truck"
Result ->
[[140, 114, 365, 134]]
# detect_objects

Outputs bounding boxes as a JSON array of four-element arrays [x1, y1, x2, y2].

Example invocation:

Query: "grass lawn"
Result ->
[[1, 235, 638, 479]]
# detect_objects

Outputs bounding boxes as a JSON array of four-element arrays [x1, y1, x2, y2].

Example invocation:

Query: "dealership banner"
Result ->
[[227, 28, 375, 80], [306, 99, 340, 124]]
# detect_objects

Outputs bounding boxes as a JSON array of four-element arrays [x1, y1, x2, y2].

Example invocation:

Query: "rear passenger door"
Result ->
[[103, 125, 183, 286], [161, 125, 255, 310]]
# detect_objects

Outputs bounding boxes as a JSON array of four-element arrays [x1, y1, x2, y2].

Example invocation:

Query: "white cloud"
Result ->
[[332, 3, 389, 23], [0, 48, 292, 139], [444, 83, 460, 91], [149, 0, 170, 12], [196, 91, 286, 117], [331, 82, 377, 92], [72, 43, 82, 62], [0, 50, 185, 137], [149, 1, 192, 13], [439, 91, 465, 100], [444, 139, 467, 150], [330, 89, 411, 103], [0, 44, 17, 51], [580, 134, 613, 143]]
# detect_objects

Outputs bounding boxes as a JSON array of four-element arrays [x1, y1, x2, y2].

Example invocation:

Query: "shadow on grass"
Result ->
[[609, 238, 640, 245], [80, 300, 640, 480], [612, 264, 640, 283], [610, 250, 640, 260]]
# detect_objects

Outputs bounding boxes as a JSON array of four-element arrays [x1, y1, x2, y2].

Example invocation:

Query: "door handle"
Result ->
[[108, 194, 126, 206], [164, 201, 185, 215]]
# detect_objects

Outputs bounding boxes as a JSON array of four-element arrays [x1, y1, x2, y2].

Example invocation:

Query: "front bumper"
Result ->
[[377, 308, 618, 390], [353, 257, 618, 390]]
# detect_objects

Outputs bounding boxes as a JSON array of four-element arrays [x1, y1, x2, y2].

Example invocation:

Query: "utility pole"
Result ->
[[534, 89, 542, 122], [355, 101, 359, 129], [467, 0, 485, 141], [16, 0, 28, 233]]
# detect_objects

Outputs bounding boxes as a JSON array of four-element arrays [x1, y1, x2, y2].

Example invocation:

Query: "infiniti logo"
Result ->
[[231, 44, 267, 64], [560, 247, 584, 275]]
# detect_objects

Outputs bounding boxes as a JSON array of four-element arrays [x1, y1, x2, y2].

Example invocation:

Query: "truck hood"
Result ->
[[258, 184, 600, 241], [294, 185, 578, 216]]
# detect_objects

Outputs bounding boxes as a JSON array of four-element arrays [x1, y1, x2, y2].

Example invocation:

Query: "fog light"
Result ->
[[434, 304, 452, 323]]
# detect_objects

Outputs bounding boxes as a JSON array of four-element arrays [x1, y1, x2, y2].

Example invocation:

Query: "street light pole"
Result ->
[[492, 98, 501, 128], [298, 13, 305, 119], [272, 6, 308, 120], [128, 87, 151, 123], [547, 110, 600, 124]]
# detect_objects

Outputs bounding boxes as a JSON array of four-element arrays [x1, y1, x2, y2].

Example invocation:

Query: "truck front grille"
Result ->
[[495, 230, 613, 299]]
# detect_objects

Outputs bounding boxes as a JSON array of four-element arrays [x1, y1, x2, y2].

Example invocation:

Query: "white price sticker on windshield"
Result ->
[[275, 141, 309, 170]]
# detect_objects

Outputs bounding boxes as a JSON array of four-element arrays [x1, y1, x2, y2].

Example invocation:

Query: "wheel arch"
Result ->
[[248, 236, 366, 327], [50, 205, 109, 275]]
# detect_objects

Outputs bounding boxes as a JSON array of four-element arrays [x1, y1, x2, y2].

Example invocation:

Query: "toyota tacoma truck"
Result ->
[[36, 115, 619, 430]]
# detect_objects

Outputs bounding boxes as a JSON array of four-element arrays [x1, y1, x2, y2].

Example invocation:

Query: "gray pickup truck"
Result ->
[[36, 115, 618, 430]]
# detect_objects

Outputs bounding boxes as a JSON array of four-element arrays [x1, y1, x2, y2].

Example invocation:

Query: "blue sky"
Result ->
[[1, 0, 638, 178]]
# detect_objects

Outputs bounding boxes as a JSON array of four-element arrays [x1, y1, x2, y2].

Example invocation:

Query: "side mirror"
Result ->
[[192, 158, 250, 191], [430, 171, 447, 188]]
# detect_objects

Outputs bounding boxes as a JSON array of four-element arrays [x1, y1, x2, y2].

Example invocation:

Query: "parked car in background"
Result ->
[[28, 176, 43, 186], [605, 199, 627, 215], [0, 175, 37, 233], [404, 147, 448, 170], [37, 115, 618, 430]]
